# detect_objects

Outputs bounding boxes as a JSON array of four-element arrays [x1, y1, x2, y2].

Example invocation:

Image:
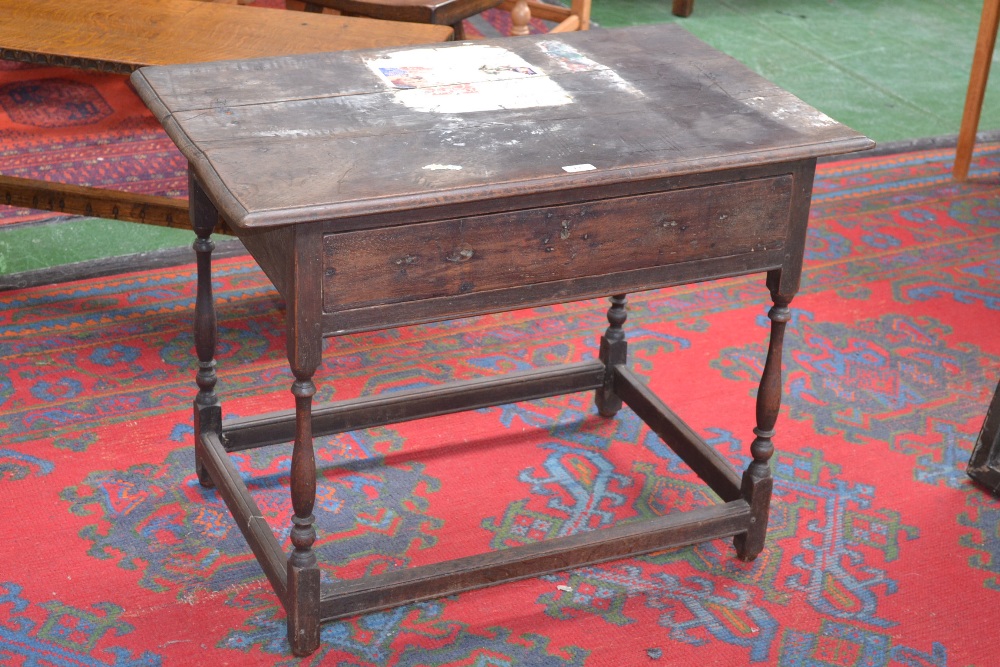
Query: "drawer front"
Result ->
[[323, 175, 792, 313]]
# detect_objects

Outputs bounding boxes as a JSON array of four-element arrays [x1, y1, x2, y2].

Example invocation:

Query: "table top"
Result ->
[[132, 24, 873, 230], [0, 0, 452, 72]]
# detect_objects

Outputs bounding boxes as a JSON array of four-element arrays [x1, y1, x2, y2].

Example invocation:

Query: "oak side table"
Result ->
[[132, 25, 872, 655]]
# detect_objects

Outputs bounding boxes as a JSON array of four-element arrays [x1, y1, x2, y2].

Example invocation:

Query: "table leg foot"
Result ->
[[734, 447, 772, 561], [595, 294, 628, 417], [287, 546, 321, 656], [733, 296, 789, 560], [194, 405, 217, 489]]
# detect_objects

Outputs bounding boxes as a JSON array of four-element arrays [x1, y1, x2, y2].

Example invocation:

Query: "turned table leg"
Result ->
[[190, 173, 220, 489], [284, 228, 324, 656], [287, 359, 321, 655], [596, 294, 628, 418], [734, 283, 791, 561]]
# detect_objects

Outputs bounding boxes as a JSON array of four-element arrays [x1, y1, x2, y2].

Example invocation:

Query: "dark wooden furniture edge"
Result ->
[[318, 500, 751, 621], [968, 377, 1000, 494], [147, 134, 873, 230], [223, 359, 607, 451], [0, 47, 138, 73]]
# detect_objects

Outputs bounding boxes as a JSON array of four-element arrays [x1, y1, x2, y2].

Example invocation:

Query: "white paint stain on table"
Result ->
[[366, 44, 574, 114]]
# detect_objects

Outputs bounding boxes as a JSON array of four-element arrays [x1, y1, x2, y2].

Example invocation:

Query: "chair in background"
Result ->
[[495, 0, 590, 33], [954, 0, 1000, 180], [289, 0, 589, 39]]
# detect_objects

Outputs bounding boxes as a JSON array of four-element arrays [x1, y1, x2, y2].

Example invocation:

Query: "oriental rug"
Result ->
[[1, 144, 999, 666]]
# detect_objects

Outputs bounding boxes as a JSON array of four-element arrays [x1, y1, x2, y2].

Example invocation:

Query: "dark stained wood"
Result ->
[[130, 25, 872, 230], [765, 162, 819, 299], [321, 176, 793, 312], [672, 0, 694, 17], [733, 291, 789, 561], [595, 295, 627, 417], [322, 237, 790, 336], [968, 377, 1000, 494], [319, 500, 752, 621], [133, 25, 872, 655], [223, 360, 607, 451], [285, 225, 325, 656], [190, 175, 222, 489], [237, 226, 296, 298], [302, 0, 504, 39]]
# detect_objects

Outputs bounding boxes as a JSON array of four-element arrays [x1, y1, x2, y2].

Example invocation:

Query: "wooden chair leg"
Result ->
[[509, 0, 531, 35], [570, 0, 590, 30], [955, 0, 1000, 181], [672, 0, 694, 18]]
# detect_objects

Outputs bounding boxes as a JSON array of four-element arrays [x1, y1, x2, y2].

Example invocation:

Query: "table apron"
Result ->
[[320, 173, 796, 334]]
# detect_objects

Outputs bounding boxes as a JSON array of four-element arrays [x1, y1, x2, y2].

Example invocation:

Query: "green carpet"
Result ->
[[593, 0, 997, 143]]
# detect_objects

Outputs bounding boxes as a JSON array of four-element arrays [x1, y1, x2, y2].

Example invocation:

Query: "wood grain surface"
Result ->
[[132, 25, 873, 229]]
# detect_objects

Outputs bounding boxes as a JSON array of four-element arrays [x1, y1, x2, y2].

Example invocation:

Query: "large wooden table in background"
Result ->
[[954, 0, 1000, 181], [133, 23, 871, 655], [0, 0, 452, 230]]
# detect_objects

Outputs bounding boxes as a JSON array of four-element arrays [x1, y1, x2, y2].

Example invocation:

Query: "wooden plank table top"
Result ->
[[132, 24, 872, 231], [0, 0, 453, 73]]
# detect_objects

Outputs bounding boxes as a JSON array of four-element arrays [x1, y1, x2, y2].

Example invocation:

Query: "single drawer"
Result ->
[[322, 174, 793, 313]]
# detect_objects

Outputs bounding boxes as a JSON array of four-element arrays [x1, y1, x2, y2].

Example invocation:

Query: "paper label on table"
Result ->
[[536, 41, 644, 97], [366, 45, 573, 113], [562, 163, 596, 172]]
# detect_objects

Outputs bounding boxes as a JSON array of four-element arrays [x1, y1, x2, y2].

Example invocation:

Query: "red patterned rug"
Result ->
[[1, 143, 999, 665]]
